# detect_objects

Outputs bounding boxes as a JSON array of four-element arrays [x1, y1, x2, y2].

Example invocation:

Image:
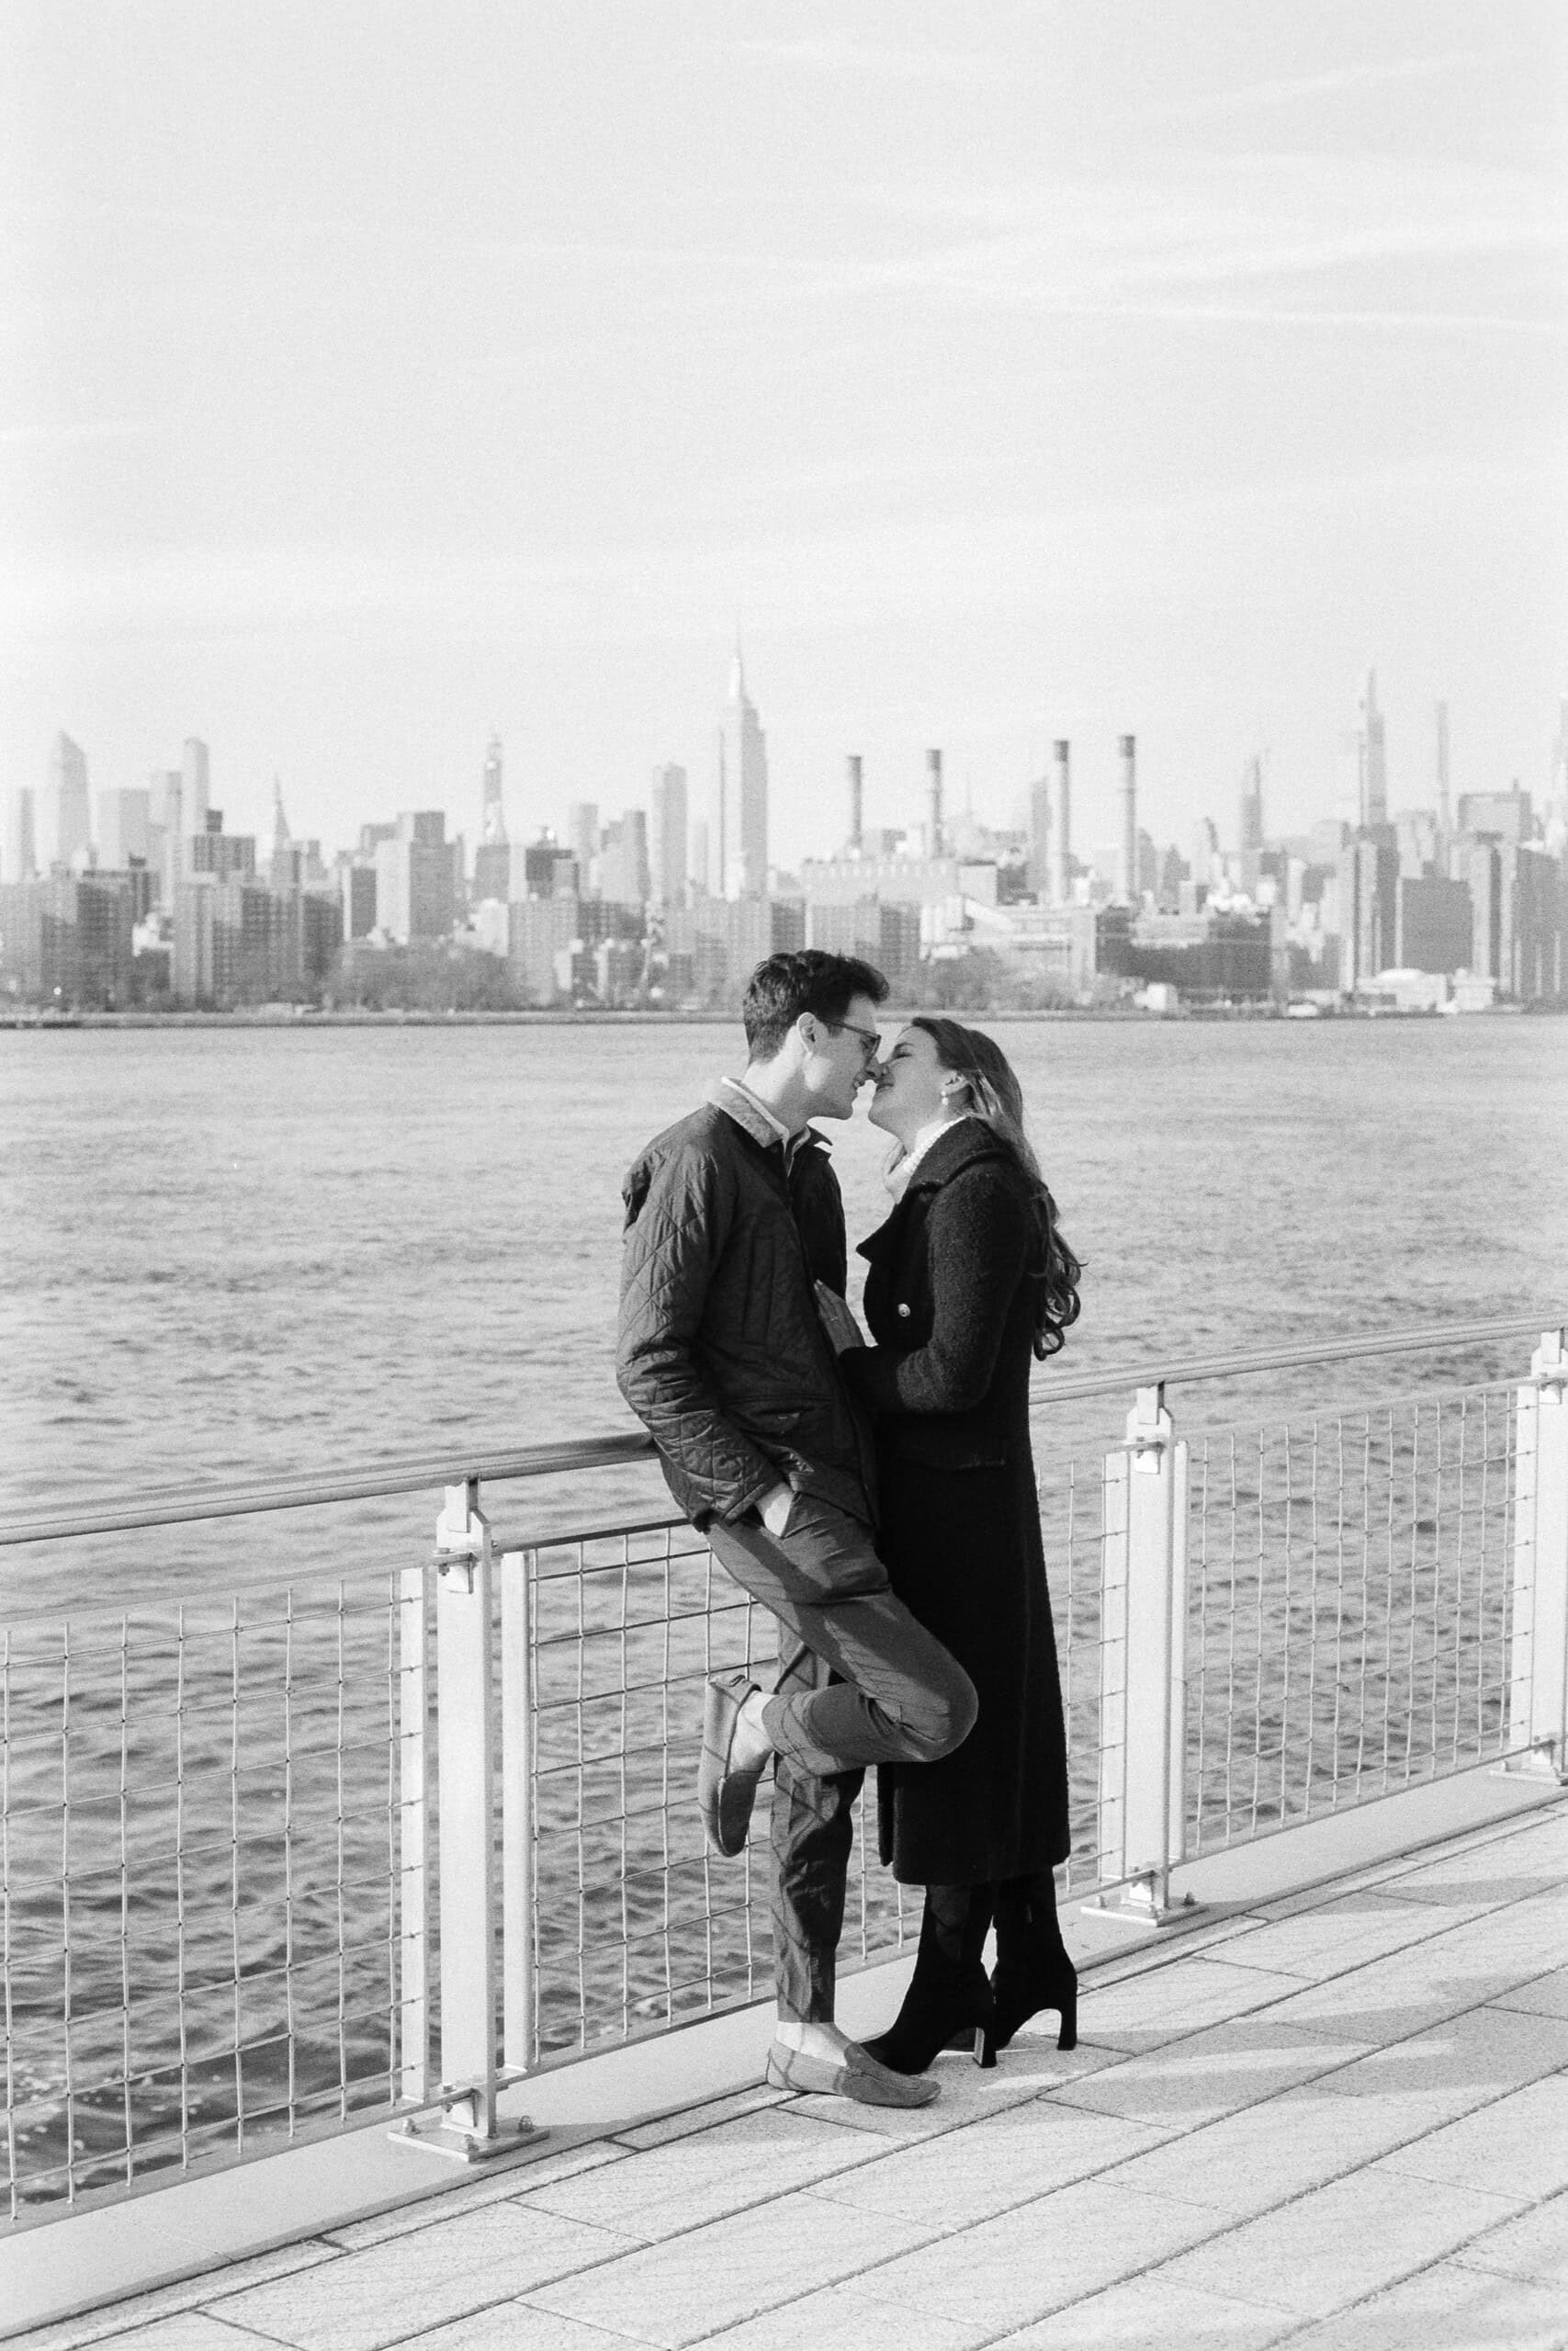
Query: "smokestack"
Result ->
[[925, 748, 943, 856], [1118, 734, 1137, 904], [1434, 701, 1450, 835], [1050, 740, 1071, 903], [847, 754, 863, 854]]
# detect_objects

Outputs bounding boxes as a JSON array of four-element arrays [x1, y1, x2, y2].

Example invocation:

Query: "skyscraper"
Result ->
[[39, 733, 91, 871], [1238, 756, 1264, 898], [96, 787, 151, 870], [1359, 674, 1388, 831], [481, 737, 506, 844], [4, 787, 37, 882], [567, 802, 600, 897], [474, 737, 511, 901], [718, 645, 768, 899], [649, 763, 688, 907], [182, 739, 210, 840]]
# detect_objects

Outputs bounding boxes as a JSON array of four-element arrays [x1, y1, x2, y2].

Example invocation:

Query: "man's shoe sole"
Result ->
[[698, 1668, 764, 1858]]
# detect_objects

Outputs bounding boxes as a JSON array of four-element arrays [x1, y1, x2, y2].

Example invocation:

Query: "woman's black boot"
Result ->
[[991, 1872, 1077, 2052], [863, 1884, 997, 2074]]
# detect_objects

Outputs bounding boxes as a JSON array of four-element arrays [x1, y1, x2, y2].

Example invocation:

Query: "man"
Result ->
[[617, 950, 976, 2106]]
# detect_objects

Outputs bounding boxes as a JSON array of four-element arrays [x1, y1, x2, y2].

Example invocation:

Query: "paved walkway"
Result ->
[[16, 1799, 1568, 2351]]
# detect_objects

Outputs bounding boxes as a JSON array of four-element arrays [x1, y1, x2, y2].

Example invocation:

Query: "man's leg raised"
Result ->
[[705, 1496, 976, 1776]]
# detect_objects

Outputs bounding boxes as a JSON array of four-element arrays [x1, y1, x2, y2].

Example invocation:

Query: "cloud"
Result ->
[[818, 150, 1567, 332], [1126, 49, 1493, 124], [736, 34, 998, 88]]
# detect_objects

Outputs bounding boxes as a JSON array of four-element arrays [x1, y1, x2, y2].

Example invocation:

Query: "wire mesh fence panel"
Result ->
[[1, 1349, 1549, 2225], [1, 1576, 403, 2221], [1186, 1384, 1522, 1854], [517, 1474, 1099, 2067]]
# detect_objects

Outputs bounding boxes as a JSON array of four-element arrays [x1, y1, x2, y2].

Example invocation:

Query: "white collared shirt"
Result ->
[[886, 1112, 976, 1198]]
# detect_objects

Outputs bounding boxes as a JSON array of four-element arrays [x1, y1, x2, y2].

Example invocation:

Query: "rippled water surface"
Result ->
[[6, 1014, 1565, 1532]]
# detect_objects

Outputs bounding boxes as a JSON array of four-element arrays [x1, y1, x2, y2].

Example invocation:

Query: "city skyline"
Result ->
[[4, 4, 1563, 865], [7, 661, 1565, 887]]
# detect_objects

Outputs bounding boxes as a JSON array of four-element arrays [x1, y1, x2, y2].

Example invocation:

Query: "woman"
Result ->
[[822, 1016, 1081, 2070]]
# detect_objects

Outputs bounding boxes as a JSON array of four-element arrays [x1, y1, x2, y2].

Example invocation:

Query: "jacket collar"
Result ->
[[897, 1115, 1009, 1194], [709, 1079, 829, 1170]]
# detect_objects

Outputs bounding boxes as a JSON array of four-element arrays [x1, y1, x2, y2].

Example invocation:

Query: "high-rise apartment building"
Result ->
[[649, 764, 688, 906], [375, 811, 457, 944], [1396, 875, 1472, 973], [718, 648, 768, 898], [598, 809, 649, 906], [1337, 834, 1399, 991], [39, 733, 91, 871]]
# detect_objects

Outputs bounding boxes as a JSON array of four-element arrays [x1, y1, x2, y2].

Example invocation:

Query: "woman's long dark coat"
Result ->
[[840, 1119, 1071, 1886]]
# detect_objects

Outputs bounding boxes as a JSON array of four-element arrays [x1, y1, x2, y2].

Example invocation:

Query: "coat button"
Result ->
[[897, 1303, 911, 1318]]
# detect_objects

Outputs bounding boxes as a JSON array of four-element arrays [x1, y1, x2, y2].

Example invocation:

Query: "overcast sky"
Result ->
[[3, 1, 1564, 865]]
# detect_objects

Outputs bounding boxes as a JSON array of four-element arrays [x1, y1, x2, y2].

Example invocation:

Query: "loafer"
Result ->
[[764, 2038, 941, 2108], [698, 1667, 765, 1857]]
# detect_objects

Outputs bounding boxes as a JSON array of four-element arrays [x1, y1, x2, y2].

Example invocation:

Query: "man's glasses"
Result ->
[[825, 1020, 882, 1065]]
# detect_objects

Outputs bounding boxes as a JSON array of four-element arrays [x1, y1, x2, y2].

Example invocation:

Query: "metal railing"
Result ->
[[2, 1317, 1564, 2215]]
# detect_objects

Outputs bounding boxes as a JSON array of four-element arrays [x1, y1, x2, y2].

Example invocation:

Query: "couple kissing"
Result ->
[[617, 950, 1080, 2107]]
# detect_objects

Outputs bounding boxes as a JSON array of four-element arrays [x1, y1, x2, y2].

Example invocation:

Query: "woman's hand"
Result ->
[[814, 1280, 863, 1356]]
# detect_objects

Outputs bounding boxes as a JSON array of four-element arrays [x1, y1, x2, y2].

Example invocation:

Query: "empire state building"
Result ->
[[718, 647, 768, 899]]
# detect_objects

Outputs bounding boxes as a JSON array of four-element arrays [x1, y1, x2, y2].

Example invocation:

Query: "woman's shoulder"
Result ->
[[928, 1147, 1034, 1236]]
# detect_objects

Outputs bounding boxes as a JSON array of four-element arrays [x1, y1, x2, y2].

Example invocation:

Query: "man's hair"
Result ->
[[742, 950, 889, 1062]]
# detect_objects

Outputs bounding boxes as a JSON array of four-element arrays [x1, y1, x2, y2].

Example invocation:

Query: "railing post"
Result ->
[[1507, 1330, 1568, 1780], [500, 1544, 535, 2074], [392, 1481, 542, 2163], [1089, 1384, 1193, 1924], [397, 1559, 429, 2105]]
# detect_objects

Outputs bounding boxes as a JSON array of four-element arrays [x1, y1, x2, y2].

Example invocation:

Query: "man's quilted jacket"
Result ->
[[615, 1102, 875, 1530]]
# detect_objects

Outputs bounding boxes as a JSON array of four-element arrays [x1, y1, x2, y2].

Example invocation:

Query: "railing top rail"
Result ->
[[1, 1313, 1561, 1551]]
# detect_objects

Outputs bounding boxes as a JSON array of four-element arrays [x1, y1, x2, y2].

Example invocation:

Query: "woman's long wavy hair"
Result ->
[[908, 1016, 1082, 1360]]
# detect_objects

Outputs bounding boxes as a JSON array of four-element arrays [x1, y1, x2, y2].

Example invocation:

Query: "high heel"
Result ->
[[863, 1970, 996, 2074], [863, 1882, 997, 2075], [992, 1956, 1077, 2052], [990, 1872, 1077, 2053]]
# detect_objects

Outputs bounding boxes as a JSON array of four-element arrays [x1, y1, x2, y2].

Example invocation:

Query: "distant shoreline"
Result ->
[[1, 1002, 1556, 1032]]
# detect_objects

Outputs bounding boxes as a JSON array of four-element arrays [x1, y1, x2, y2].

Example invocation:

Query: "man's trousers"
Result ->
[[705, 1491, 977, 2023]]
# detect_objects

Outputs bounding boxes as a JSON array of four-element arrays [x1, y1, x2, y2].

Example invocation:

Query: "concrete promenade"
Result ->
[[8, 1794, 1568, 2351]]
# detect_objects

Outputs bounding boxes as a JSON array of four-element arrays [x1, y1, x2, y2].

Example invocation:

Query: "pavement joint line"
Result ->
[[1225, 2177, 1568, 2345], [1066, 1859, 1568, 2047], [70, 1820, 1568, 2337], [11, 1801, 1566, 2349]]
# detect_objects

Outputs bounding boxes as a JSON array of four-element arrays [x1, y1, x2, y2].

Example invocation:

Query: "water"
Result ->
[[5, 1016, 1564, 1561], [1, 1015, 1564, 2210]]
